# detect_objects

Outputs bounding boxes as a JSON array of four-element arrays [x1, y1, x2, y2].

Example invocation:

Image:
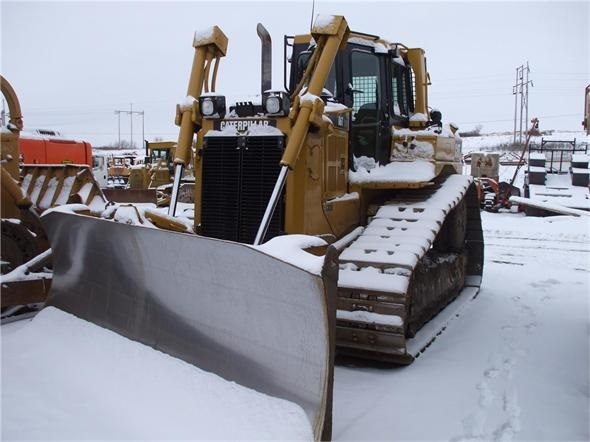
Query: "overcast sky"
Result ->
[[2, 0, 588, 147]]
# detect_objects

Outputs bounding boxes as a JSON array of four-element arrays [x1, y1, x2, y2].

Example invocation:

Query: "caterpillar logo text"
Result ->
[[215, 119, 276, 132]]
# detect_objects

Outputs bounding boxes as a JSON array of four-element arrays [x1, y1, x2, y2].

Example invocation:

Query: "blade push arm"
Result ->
[[169, 27, 228, 216], [280, 15, 349, 169], [254, 15, 349, 244]]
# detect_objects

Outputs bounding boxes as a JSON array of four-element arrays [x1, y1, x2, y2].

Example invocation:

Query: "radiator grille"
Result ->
[[201, 135, 285, 243]]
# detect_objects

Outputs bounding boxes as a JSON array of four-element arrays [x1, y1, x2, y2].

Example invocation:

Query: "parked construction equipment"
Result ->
[[124, 140, 194, 205], [39, 16, 484, 439], [127, 141, 176, 189], [470, 151, 520, 213], [471, 119, 541, 212], [0, 75, 106, 318], [18, 130, 93, 167], [107, 154, 136, 188]]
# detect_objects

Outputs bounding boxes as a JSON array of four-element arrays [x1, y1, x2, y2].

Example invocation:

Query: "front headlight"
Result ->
[[201, 98, 215, 116], [263, 91, 290, 116], [199, 95, 226, 118], [265, 96, 281, 114]]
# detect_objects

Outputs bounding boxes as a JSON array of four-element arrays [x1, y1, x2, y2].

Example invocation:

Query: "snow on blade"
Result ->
[[256, 234, 327, 275], [55, 176, 76, 205]]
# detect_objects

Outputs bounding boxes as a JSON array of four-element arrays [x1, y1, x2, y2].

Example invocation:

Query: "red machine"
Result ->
[[474, 177, 520, 212], [19, 130, 92, 166]]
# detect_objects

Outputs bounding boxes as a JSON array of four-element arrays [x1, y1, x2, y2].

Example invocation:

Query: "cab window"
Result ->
[[351, 50, 380, 121]]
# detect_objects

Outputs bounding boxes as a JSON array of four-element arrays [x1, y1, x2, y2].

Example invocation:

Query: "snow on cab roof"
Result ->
[[348, 36, 391, 54]]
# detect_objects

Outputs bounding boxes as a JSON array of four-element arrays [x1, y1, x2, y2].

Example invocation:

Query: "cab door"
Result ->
[[348, 49, 391, 166]]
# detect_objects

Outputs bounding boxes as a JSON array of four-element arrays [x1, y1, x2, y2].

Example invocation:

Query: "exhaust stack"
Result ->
[[257, 23, 272, 95]]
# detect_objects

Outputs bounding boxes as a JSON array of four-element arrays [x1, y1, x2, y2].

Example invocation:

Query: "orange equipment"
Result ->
[[19, 132, 92, 166]]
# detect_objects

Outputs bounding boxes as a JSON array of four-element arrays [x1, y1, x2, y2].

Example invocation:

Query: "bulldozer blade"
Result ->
[[41, 209, 337, 440]]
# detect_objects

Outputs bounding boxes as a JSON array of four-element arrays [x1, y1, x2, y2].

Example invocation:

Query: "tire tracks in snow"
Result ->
[[486, 239, 589, 254], [485, 237, 589, 270]]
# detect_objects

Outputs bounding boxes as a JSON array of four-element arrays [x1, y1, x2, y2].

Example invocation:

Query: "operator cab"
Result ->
[[287, 32, 416, 167]]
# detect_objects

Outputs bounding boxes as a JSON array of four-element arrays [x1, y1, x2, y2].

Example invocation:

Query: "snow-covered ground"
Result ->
[[2, 210, 588, 440], [461, 130, 588, 153]]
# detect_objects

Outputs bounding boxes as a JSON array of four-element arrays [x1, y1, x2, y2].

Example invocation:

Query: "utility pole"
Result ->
[[130, 103, 133, 149], [115, 104, 144, 149], [512, 62, 533, 145], [114, 110, 122, 148]]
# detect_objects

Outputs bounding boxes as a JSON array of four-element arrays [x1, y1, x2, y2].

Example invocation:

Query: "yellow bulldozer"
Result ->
[[0, 75, 107, 318], [101, 141, 180, 203], [125, 140, 195, 205], [127, 140, 177, 189], [38, 16, 483, 440]]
